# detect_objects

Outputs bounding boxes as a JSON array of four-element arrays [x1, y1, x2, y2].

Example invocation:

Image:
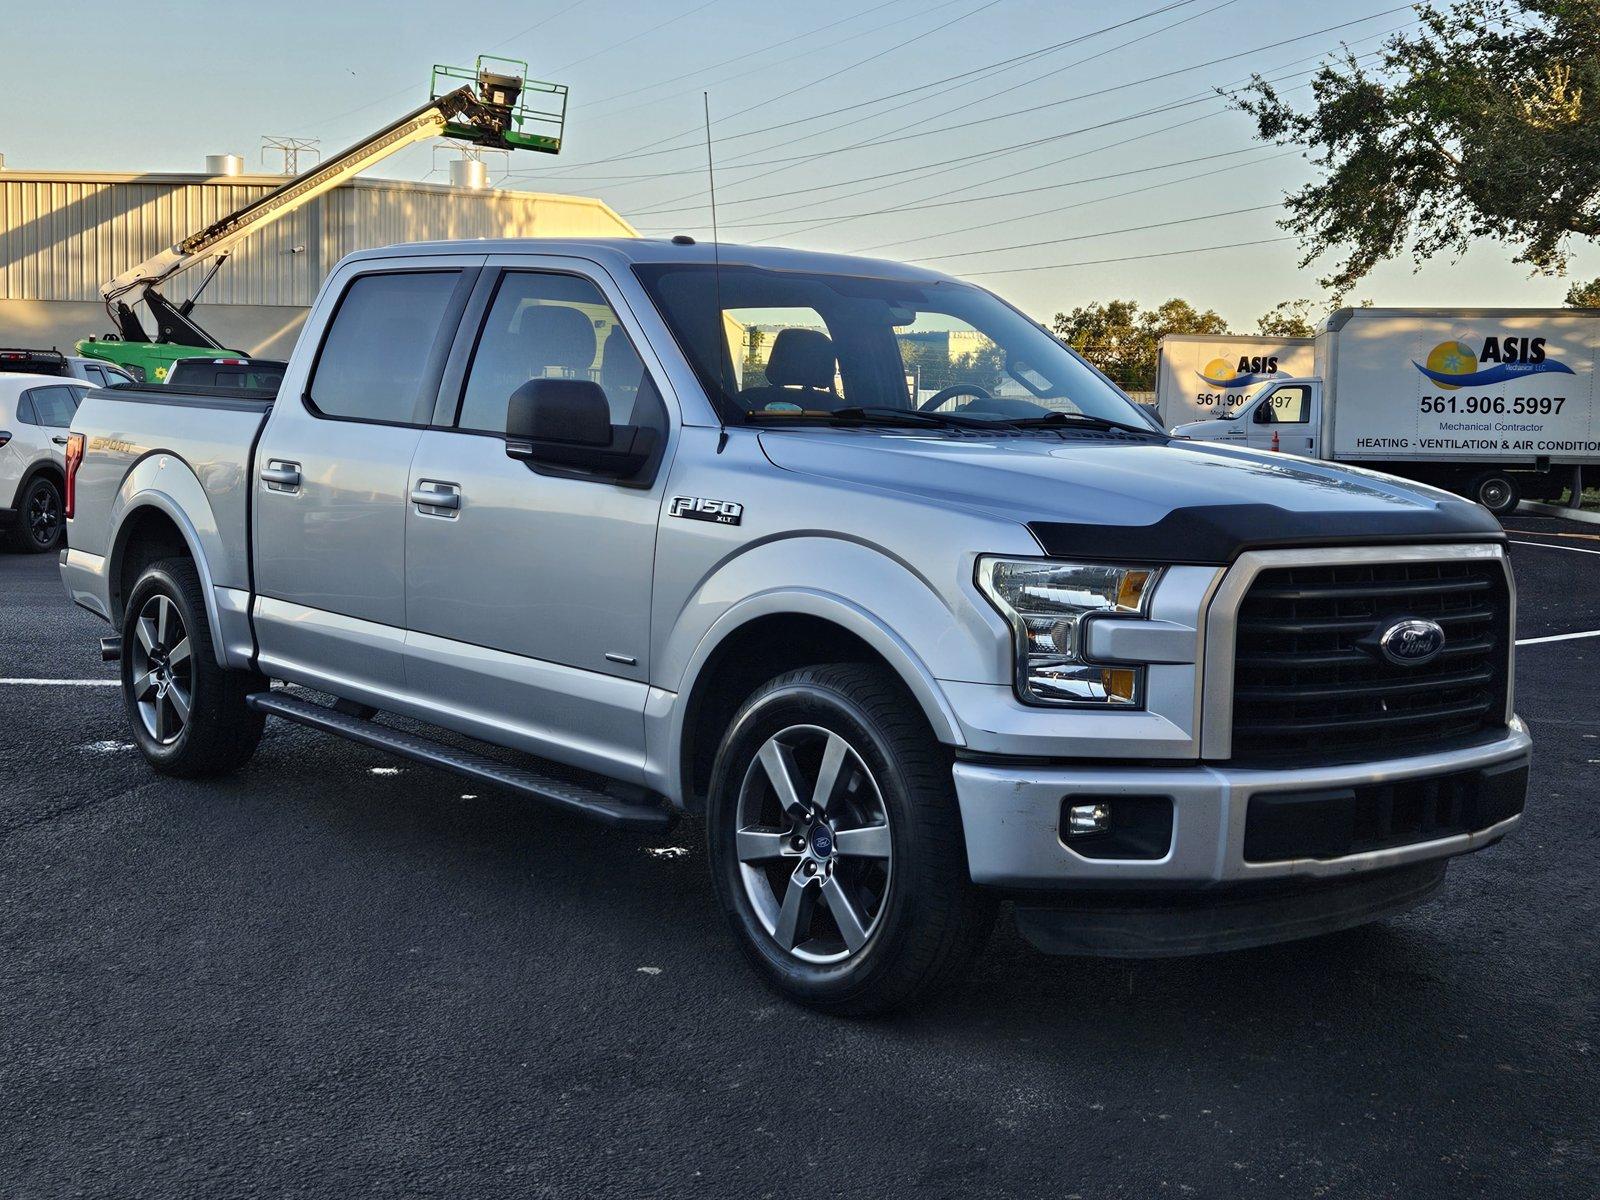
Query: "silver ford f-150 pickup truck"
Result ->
[[62, 239, 1530, 1014]]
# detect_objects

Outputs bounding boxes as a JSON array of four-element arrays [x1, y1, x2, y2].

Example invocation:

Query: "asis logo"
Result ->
[[1196, 354, 1282, 389], [1413, 336, 1575, 390]]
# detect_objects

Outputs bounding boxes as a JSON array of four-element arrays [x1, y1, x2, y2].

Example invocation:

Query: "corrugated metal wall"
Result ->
[[0, 174, 633, 307]]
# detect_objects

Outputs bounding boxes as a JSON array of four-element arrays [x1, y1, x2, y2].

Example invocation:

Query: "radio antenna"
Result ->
[[704, 90, 730, 439]]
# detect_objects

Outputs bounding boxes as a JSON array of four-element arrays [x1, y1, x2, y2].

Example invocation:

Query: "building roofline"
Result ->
[[0, 168, 615, 201]]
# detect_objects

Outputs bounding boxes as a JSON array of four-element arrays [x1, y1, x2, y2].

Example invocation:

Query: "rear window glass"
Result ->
[[308, 271, 460, 424], [25, 385, 79, 427]]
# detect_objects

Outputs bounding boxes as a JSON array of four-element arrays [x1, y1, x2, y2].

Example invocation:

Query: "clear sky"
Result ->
[[4, 0, 1594, 328]]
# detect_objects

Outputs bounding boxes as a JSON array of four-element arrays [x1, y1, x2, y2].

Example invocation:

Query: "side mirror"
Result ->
[[505, 378, 657, 480], [1252, 403, 1273, 425]]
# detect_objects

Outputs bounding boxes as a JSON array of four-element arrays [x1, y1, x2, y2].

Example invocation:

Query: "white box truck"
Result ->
[[1169, 307, 1600, 514], [1155, 333, 1315, 426]]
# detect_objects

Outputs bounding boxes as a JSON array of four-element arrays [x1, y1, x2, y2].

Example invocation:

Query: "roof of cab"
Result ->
[[339, 237, 958, 285]]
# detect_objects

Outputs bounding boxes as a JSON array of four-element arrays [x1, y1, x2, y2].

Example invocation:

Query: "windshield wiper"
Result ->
[[1007, 410, 1162, 437], [830, 405, 1015, 430], [744, 405, 1009, 431]]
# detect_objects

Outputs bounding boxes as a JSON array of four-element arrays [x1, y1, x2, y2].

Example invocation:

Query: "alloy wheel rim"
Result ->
[[28, 484, 60, 546], [735, 723, 893, 965], [129, 594, 193, 746]]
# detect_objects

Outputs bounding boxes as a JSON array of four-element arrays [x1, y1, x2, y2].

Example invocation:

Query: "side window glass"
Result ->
[[28, 386, 78, 427], [308, 271, 461, 424], [458, 272, 665, 434], [16, 392, 38, 425], [1268, 385, 1310, 424]]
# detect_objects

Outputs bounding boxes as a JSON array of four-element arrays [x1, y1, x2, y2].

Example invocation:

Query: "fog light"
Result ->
[[1066, 801, 1111, 837]]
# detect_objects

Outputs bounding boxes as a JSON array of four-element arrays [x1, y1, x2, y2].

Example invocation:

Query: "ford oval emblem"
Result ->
[[1377, 618, 1446, 667]]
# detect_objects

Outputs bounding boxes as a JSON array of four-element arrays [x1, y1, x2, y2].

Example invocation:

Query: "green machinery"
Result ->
[[79, 57, 567, 382]]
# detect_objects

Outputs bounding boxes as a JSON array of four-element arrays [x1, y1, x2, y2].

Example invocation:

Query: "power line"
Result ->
[[844, 149, 1300, 253], [704, 28, 1405, 239], [632, 145, 1276, 232], [953, 235, 1297, 277], [533, 0, 1208, 180], [570, 0, 912, 119], [617, 3, 1408, 207], [547, 0, 724, 74], [908, 202, 1283, 263], [709, 0, 1235, 177], [536, 0, 1002, 180]]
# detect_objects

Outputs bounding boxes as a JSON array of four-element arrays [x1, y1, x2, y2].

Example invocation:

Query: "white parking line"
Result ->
[[0, 678, 118, 686], [1510, 538, 1600, 557], [1517, 629, 1600, 647]]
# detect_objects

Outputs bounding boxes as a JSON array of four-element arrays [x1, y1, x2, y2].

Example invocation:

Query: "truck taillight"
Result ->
[[64, 432, 85, 519]]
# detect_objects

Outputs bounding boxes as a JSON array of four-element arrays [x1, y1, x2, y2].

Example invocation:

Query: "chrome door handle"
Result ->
[[52, 435, 69, 445], [410, 482, 461, 510], [260, 461, 301, 490]]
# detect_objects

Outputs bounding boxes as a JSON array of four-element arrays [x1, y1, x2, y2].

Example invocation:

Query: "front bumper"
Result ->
[[953, 718, 1531, 889]]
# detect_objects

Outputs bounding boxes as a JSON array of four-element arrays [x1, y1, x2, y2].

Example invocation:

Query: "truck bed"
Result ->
[[66, 383, 276, 607]]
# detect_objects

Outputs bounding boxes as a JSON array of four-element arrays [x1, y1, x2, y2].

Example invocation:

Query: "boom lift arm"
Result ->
[[100, 58, 565, 348]]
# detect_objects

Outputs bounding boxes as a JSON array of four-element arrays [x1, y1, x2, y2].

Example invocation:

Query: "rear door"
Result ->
[[252, 256, 482, 698], [400, 259, 674, 776]]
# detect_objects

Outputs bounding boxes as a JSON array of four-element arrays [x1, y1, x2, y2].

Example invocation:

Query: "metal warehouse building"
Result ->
[[0, 164, 636, 359]]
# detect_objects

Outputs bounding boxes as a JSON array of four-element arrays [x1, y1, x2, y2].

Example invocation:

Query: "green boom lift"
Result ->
[[79, 57, 566, 382]]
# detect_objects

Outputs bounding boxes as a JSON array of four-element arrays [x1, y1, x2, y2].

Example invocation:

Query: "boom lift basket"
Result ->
[[432, 56, 567, 154]]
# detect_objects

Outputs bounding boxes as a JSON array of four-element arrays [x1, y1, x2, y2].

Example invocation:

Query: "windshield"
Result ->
[[633, 263, 1154, 430]]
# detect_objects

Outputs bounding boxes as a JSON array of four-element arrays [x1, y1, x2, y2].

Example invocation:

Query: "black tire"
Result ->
[[7, 475, 64, 553], [120, 557, 266, 777], [1467, 470, 1520, 516], [706, 663, 996, 1016]]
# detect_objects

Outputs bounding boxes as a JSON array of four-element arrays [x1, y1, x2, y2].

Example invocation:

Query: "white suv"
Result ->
[[0, 373, 86, 552]]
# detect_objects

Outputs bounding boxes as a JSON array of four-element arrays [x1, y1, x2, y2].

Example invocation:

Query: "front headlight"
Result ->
[[976, 558, 1160, 707]]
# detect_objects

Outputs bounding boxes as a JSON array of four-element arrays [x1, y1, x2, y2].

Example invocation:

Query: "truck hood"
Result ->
[[757, 429, 1501, 564]]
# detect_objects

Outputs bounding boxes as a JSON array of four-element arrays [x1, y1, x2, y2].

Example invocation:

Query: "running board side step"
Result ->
[[246, 692, 672, 831]]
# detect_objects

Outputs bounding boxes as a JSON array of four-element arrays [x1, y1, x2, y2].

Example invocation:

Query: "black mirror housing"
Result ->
[[505, 377, 657, 480], [507, 378, 611, 446], [1252, 404, 1273, 424]]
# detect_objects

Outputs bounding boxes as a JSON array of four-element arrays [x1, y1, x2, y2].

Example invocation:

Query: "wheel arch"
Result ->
[[667, 593, 966, 812], [108, 495, 229, 668]]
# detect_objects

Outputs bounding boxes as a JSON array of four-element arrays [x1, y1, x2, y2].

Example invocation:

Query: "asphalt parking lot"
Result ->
[[3, 522, 1597, 1199]]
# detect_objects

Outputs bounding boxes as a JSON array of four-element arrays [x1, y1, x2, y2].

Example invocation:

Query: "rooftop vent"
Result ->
[[205, 154, 244, 177], [450, 157, 489, 190]]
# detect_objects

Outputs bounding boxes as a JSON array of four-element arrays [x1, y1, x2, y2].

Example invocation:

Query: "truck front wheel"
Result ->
[[120, 558, 266, 777], [706, 663, 995, 1015], [1467, 470, 1521, 515]]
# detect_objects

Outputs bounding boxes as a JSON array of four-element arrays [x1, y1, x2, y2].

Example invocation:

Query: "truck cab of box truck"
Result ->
[[1172, 378, 1325, 457]]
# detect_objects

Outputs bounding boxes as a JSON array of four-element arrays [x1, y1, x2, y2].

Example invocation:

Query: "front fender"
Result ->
[[651, 537, 1018, 801]]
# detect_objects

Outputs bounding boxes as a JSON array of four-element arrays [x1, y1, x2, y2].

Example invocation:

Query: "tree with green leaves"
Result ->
[[1257, 299, 1317, 337], [1234, 0, 1600, 296], [1567, 277, 1600, 306], [1051, 298, 1228, 388]]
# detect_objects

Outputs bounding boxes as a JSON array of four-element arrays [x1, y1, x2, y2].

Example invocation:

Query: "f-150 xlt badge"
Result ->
[[671, 496, 743, 526]]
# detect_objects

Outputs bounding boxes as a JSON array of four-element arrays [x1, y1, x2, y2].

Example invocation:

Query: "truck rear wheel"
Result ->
[[1467, 470, 1520, 515], [120, 557, 266, 777], [706, 663, 995, 1016]]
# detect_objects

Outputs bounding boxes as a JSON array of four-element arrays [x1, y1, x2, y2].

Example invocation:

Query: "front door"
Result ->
[[1246, 382, 1321, 456], [402, 264, 673, 778], [252, 258, 480, 698]]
